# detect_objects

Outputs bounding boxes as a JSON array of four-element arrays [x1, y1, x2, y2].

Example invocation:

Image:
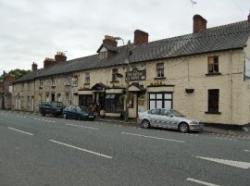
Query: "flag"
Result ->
[[190, 0, 197, 5]]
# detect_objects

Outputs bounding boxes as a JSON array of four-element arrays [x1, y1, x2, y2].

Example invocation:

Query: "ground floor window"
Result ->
[[208, 89, 219, 113], [105, 94, 124, 113], [149, 92, 173, 110], [79, 95, 92, 107]]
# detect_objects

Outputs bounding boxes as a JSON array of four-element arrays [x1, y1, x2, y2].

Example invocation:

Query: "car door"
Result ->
[[44, 103, 51, 114], [165, 110, 178, 129], [68, 106, 75, 119], [148, 109, 161, 127], [158, 109, 170, 129]]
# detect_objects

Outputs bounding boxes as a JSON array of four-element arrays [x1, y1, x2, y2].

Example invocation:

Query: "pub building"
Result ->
[[12, 14, 250, 126]]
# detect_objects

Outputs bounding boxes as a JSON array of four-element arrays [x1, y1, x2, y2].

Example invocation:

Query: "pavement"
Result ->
[[0, 110, 250, 186]]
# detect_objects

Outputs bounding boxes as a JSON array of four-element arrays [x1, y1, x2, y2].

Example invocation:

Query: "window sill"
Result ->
[[205, 72, 222, 76], [154, 77, 166, 80], [205, 111, 221, 115], [84, 83, 90, 86], [110, 80, 119, 84]]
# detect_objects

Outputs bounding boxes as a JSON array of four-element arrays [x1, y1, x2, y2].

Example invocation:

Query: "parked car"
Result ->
[[138, 108, 203, 133], [63, 105, 95, 120], [39, 101, 64, 116]]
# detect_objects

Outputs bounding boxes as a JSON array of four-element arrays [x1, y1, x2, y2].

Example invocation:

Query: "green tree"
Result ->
[[0, 69, 31, 80]]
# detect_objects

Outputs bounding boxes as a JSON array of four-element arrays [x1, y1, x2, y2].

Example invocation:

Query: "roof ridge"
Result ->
[[144, 20, 250, 46]]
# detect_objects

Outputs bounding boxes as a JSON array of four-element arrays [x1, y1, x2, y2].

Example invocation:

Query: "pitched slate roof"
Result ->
[[15, 20, 250, 83]]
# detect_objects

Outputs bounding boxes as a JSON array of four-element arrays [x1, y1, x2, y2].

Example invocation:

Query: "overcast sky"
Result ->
[[0, 0, 249, 73]]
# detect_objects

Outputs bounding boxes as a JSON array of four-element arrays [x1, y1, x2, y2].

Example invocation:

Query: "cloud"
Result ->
[[0, 0, 249, 73]]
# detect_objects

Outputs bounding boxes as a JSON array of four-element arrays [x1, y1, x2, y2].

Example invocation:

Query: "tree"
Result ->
[[1, 69, 31, 80]]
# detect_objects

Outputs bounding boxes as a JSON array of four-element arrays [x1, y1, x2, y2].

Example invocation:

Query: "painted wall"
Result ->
[[12, 47, 250, 125]]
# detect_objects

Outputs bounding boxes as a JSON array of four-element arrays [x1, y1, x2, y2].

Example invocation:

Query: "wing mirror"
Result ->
[[170, 114, 174, 118]]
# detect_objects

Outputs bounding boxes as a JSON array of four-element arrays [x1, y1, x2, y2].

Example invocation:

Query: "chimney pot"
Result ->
[[103, 35, 117, 47], [193, 14, 207, 33], [32, 62, 38, 71], [134, 30, 149, 45], [55, 52, 67, 63], [43, 58, 56, 69]]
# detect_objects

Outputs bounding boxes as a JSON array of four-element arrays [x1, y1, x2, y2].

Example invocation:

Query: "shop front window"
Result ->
[[79, 95, 93, 108], [105, 94, 124, 113], [149, 93, 172, 110]]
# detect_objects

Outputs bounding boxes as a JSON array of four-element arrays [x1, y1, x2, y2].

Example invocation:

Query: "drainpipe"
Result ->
[[230, 50, 233, 125]]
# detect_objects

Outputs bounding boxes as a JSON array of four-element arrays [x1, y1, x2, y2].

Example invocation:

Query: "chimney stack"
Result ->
[[248, 12, 250, 22], [43, 58, 56, 69], [32, 62, 38, 71], [134, 30, 149, 45], [55, 52, 67, 63], [193, 15, 207, 33], [103, 35, 117, 47]]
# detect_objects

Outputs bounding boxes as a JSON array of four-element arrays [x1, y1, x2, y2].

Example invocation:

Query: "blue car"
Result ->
[[63, 105, 95, 121]]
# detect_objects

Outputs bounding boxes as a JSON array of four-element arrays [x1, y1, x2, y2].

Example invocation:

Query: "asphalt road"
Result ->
[[0, 110, 249, 186]]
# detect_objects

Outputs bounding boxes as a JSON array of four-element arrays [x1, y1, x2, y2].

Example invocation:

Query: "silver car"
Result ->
[[138, 109, 203, 133]]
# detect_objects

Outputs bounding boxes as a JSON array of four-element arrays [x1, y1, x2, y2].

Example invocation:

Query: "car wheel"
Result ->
[[179, 122, 189, 133], [141, 120, 150, 129], [63, 114, 68, 119], [41, 113, 45, 116]]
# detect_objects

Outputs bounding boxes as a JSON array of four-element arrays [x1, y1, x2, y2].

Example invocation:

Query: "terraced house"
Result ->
[[13, 14, 250, 126]]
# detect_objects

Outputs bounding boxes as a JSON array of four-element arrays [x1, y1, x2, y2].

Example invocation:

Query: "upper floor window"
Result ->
[[156, 63, 165, 78], [72, 75, 78, 87], [51, 78, 56, 86], [39, 80, 43, 87], [112, 68, 118, 82], [85, 72, 90, 85], [27, 83, 31, 90], [208, 56, 219, 74]]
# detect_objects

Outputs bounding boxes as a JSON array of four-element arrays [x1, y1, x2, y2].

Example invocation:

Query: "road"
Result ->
[[0, 110, 249, 186]]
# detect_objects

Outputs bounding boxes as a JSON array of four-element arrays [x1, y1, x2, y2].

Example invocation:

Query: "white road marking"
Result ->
[[8, 127, 34, 136], [187, 178, 220, 186], [66, 123, 99, 130], [49, 139, 112, 159], [121, 132, 185, 143], [244, 150, 250, 153], [196, 156, 250, 169]]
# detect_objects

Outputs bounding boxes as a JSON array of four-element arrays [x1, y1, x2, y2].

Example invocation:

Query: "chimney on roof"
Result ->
[[193, 14, 207, 33], [32, 62, 38, 71], [103, 35, 117, 47], [134, 30, 149, 45], [248, 12, 250, 22], [55, 52, 67, 63], [43, 58, 56, 69]]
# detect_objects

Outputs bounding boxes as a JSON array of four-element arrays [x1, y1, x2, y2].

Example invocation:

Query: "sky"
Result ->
[[0, 0, 249, 73]]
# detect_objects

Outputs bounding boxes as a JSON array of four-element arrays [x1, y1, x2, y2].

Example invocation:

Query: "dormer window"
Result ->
[[97, 35, 118, 60], [99, 51, 108, 60]]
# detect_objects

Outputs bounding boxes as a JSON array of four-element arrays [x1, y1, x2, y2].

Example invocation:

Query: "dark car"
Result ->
[[39, 101, 64, 117], [63, 105, 95, 120]]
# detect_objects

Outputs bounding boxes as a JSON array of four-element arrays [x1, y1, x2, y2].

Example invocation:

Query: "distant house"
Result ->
[[12, 14, 250, 126], [0, 73, 15, 110]]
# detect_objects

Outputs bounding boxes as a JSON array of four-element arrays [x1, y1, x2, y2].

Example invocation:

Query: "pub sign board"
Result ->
[[127, 68, 146, 81]]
